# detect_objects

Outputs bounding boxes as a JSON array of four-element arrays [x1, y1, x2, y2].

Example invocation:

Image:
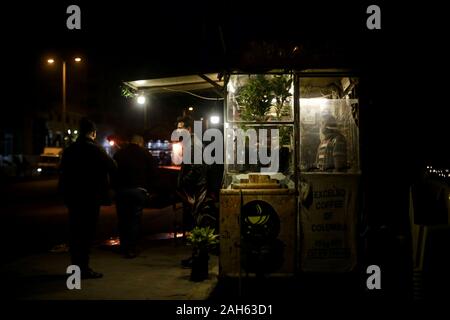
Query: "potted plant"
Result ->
[[186, 226, 219, 281]]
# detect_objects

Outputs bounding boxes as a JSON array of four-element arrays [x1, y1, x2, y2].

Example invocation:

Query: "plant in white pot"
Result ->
[[186, 226, 219, 281]]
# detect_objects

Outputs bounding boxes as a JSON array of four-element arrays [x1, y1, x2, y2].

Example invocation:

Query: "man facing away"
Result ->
[[113, 134, 158, 258], [59, 118, 117, 279]]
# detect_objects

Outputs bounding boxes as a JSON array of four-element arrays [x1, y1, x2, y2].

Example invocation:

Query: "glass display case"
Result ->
[[223, 73, 296, 189]]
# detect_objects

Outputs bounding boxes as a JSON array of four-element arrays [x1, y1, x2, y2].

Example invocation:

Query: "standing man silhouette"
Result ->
[[59, 118, 116, 278]]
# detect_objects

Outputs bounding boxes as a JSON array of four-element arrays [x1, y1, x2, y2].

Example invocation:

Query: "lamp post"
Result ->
[[47, 57, 82, 146], [62, 60, 66, 139]]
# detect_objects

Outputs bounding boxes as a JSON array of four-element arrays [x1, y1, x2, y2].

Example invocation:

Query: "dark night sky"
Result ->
[[1, 1, 449, 167]]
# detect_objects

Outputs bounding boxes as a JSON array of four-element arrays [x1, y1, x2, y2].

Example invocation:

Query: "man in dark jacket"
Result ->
[[113, 134, 158, 258], [59, 118, 116, 279]]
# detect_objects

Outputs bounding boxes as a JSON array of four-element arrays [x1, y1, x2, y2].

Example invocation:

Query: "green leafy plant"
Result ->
[[120, 85, 136, 98], [271, 75, 293, 120], [235, 75, 274, 122], [187, 226, 219, 252], [234, 74, 292, 122]]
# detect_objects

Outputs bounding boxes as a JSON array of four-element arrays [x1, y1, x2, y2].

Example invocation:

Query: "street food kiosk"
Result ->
[[219, 71, 360, 276]]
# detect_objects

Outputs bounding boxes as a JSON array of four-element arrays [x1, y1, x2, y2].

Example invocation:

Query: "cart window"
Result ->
[[223, 73, 295, 189], [299, 77, 359, 173]]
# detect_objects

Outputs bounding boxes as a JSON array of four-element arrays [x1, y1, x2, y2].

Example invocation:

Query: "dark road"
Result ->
[[0, 178, 182, 263]]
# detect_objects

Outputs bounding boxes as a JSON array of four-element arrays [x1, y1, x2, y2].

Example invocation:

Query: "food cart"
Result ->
[[220, 71, 360, 276]]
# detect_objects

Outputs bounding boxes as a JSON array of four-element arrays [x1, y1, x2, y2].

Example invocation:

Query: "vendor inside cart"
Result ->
[[316, 113, 348, 172]]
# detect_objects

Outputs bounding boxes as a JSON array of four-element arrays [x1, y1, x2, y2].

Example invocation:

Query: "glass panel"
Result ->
[[227, 74, 294, 123], [299, 77, 359, 173], [223, 123, 295, 189]]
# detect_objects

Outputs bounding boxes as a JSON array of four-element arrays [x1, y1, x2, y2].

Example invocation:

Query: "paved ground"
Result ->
[[0, 178, 181, 263], [2, 178, 447, 302], [0, 177, 220, 300], [2, 237, 219, 300]]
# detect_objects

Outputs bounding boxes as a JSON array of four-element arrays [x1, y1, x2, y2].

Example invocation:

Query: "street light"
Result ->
[[136, 94, 148, 129], [137, 95, 146, 105], [47, 56, 82, 146], [210, 115, 220, 124]]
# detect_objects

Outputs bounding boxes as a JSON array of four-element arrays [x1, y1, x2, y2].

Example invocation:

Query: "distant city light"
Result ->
[[188, 107, 194, 111], [74, 130, 78, 135], [109, 140, 115, 146], [47, 58, 55, 64], [210, 115, 220, 124], [426, 165, 449, 180], [37, 168, 42, 173], [74, 57, 82, 62], [137, 95, 146, 105], [67, 129, 71, 134]]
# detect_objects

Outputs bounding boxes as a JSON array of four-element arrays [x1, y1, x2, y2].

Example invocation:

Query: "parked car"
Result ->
[[36, 147, 63, 175]]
